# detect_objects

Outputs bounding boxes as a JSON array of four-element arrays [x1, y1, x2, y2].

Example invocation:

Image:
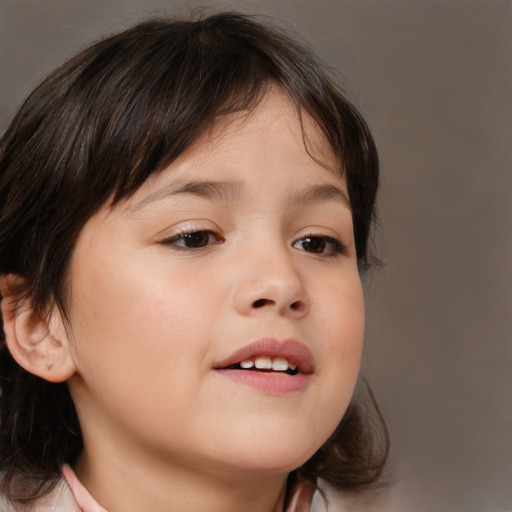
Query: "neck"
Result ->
[[74, 446, 288, 512]]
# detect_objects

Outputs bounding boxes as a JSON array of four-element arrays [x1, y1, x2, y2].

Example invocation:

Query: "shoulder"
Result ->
[[0, 478, 81, 512]]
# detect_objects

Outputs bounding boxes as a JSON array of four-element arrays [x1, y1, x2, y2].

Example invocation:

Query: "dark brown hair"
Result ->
[[0, 12, 388, 503]]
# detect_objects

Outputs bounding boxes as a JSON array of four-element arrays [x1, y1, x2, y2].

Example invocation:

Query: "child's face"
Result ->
[[66, 89, 364, 477]]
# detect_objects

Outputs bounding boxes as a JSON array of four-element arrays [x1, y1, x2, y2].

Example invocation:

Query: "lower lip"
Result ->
[[214, 369, 311, 395]]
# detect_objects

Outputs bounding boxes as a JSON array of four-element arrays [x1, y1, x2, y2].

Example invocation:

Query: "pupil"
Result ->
[[185, 232, 208, 247], [305, 237, 324, 253]]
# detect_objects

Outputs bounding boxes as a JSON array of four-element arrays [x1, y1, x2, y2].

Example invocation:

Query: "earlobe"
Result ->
[[0, 274, 76, 383]]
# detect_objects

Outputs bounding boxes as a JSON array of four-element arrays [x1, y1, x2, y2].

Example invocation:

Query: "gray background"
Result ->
[[1, 1, 510, 511]]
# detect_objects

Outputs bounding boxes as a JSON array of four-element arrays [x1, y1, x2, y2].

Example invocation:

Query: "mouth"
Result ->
[[213, 338, 314, 374], [212, 338, 314, 394], [223, 356, 299, 375]]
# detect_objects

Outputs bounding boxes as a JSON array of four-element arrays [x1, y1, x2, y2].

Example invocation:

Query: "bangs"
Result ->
[[60, 14, 338, 205]]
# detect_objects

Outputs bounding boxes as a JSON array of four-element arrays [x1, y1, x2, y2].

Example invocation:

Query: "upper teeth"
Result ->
[[239, 357, 297, 372]]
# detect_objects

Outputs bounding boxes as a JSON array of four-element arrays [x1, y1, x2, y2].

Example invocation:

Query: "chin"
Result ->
[[213, 433, 321, 476]]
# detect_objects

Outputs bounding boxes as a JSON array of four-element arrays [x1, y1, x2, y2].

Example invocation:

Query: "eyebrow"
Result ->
[[287, 183, 351, 211], [132, 179, 350, 211], [132, 179, 243, 210]]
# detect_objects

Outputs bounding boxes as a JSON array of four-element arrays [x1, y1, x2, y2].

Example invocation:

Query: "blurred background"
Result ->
[[1, 1, 510, 511]]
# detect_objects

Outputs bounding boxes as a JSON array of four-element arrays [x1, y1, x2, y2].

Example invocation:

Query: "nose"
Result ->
[[233, 243, 311, 319]]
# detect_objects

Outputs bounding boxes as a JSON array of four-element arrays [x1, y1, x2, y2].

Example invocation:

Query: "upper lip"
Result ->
[[213, 338, 315, 374]]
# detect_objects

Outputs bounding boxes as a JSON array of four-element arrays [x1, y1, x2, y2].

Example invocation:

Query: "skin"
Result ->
[[54, 89, 365, 512]]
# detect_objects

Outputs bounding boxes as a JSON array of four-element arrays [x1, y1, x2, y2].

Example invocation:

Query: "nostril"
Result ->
[[252, 299, 273, 308], [290, 300, 305, 312]]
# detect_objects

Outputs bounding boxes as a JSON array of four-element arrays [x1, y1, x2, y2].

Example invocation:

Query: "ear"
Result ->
[[0, 274, 76, 383]]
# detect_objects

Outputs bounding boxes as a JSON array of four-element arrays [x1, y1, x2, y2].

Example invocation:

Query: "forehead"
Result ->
[[208, 88, 337, 166], [123, 89, 344, 208]]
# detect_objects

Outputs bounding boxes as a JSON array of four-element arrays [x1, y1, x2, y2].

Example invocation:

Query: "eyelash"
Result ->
[[160, 228, 224, 250], [160, 229, 346, 257], [292, 234, 347, 257]]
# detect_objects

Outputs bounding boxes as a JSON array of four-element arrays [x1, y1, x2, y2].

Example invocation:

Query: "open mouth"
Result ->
[[213, 339, 313, 394], [224, 356, 299, 376]]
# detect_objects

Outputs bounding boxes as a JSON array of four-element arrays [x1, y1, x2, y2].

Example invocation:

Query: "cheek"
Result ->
[[317, 269, 365, 358], [67, 246, 215, 396], [310, 273, 365, 426], [67, 265, 212, 446]]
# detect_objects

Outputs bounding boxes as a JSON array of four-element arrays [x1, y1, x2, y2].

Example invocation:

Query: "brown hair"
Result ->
[[0, 12, 388, 503]]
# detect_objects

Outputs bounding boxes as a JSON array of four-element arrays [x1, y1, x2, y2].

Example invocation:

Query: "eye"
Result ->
[[293, 235, 346, 256], [162, 229, 224, 250]]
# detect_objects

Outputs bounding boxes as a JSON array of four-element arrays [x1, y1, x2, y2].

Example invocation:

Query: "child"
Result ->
[[0, 12, 388, 512]]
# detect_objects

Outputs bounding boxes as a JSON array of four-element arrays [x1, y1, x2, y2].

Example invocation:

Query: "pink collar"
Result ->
[[62, 464, 315, 512], [62, 465, 108, 512]]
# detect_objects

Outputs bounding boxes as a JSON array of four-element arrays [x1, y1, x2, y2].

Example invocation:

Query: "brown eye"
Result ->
[[163, 230, 223, 250], [293, 235, 346, 256], [180, 231, 211, 248], [299, 237, 326, 253]]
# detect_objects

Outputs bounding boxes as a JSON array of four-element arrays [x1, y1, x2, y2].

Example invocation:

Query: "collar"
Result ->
[[62, 465, 108, 512], [62, 465, 315, 512]]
